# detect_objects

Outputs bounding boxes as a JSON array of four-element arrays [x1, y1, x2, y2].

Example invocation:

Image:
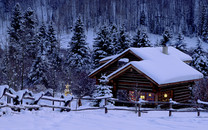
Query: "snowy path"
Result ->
[[0, 110, 208, 130]]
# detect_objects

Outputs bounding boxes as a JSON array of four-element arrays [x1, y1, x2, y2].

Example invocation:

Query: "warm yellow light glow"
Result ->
[[149, 93, 152, 97], [140, 95, 145, 99], [164, 93, 168, 98]]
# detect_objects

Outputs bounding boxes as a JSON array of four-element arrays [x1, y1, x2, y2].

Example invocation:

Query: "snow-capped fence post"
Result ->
[[138, 98, 142, 117], [169, 98, 173, 117], [196, 100, 200, 117], [138, 103, 141, 117]]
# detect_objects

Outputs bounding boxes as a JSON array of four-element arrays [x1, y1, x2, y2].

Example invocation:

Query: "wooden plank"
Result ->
[[174, 94, 191, 99]]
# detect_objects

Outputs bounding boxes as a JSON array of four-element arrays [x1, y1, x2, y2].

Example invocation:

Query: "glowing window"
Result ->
[[148, 93, 152, 97], [140, 95, 145, 99], [164, 93, 168, 98]]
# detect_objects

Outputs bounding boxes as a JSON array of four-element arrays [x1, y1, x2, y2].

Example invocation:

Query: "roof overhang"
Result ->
[[107, 61, 203, 87], [89, 49, 142, 78]]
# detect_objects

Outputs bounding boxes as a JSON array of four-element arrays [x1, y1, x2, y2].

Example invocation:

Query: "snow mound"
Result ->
[[0, 85, 9, 98]]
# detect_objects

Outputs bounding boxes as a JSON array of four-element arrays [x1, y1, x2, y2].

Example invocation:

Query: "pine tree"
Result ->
[[137, 32, 151, 47], [173, 33, 187, 52], [115, 25, 131, 54], [200, 6, 208, 42], [47, 22, 61, 69], [198, 6, 207, 37], [36, 23, 48, 56], [66, 16, 91, 71], [28, 23, 48, 87], [94, 74, 112, 107], [191, 38, 208, 76], [93, 25, 113, 67], [131, 29, 151, 47], [23, 7, 37, 59], [109, 24, 119, 54], [131, 28, 142, 47], [46, 22, 62, 89], [7, 3, 24, 90], [19, 7, 37, 90], [28, 52, 48, 87], [140, 11, 146, 26], [161, 29, 172, 47]]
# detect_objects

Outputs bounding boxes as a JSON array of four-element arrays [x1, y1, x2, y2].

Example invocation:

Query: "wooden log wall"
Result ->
[[99, 52, 141, 77], [160, 82, 193, 103], [115, 68, 153, 91]]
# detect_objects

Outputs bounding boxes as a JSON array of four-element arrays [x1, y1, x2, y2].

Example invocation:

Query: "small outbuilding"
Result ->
[[89, 47, 203, 103]]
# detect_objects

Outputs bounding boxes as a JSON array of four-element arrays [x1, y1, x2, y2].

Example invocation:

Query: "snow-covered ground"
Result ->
[[0, 109, 207, 130]]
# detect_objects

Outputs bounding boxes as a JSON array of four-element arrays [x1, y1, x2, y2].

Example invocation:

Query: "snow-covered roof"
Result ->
[[107, 59, 203, 85], [89, 47, 193, 77], [99, 54, 118, 62], [99, 47, 192, 63], [129, 47, 192, 61]]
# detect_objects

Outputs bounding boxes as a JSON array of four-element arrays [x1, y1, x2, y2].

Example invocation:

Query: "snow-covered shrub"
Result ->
[[93, 74, 113, 107]]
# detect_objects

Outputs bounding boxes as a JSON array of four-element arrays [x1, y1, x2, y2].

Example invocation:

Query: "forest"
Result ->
[[0, 1, 207, 101], [0, 0, 207, 35]]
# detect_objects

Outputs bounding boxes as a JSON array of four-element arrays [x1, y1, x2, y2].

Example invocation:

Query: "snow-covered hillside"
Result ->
[[0, 110, 207, 130]]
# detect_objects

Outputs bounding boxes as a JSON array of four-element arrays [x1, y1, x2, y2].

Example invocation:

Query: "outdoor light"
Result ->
[[164, 93, 168, 98], [149, 93, 152, 97]]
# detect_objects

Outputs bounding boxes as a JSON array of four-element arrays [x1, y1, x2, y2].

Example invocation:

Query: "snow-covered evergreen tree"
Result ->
[[131, 28, 142, 47], [46, 22, 62, 89], [198, 6, 207, 39], [7, 3, 24, 90], [47, 22, 61, 69], [18, 7, 37, 90], [28, 52, 48, 87], [36, 23, 48, 56], [131, 29, 150, 47], [137, 32, 151, 47], [94, 74, 112, 107], [28, 23, 48, 87], [140, 10, 146, 26], [66, 16, 91, 71], [114, 25, 131, 54], [173, 33, 187, 52], [23, 7, 37, 59], [200, 6, 208, 42], [93, 25, 113, 67], [109, 24, 119, 54], [161, 29, 172, 47], [191, 38, 208, 76]]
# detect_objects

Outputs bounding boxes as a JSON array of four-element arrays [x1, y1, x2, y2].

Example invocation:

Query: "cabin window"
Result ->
[[158, 90, 172, 102], [129, 91, 155, 101]]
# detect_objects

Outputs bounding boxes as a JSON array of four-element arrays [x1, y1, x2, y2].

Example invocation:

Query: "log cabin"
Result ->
[[89, 47, 203, 103]]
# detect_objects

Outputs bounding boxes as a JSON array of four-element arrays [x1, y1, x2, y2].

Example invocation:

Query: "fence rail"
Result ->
[[0, 85, 73, 114], [0, 85, 208, 117]]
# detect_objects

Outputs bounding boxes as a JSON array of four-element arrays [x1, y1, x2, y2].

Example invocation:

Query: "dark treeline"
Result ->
[[0, 0, 208, 36]]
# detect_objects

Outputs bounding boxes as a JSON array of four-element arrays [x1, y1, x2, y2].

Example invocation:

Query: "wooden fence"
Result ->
[[72, 97, 208, 117], [0, 85, 208, 117], [0, 85, 72, 115]]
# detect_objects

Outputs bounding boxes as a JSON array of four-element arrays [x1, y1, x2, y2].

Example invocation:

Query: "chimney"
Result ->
[[162, 46, 168, 55]]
